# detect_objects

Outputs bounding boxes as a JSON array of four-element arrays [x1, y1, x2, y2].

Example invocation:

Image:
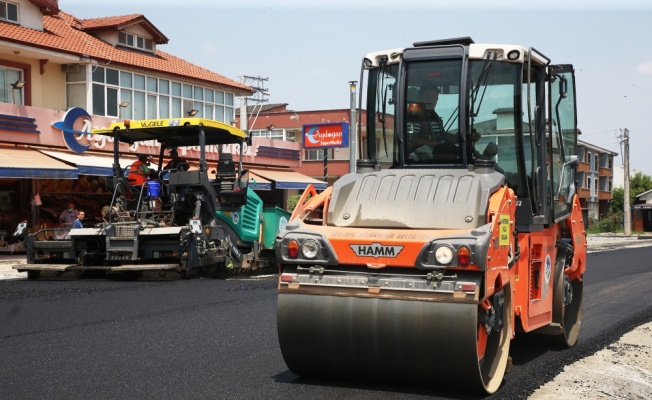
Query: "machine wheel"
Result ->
[[551, 256, 583, 347], [476, 285, 512, 394], [277, 284, 512, 394]]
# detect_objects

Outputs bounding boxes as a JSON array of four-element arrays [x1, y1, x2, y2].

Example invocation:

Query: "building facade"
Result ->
[[576, 139, 617, 223], [0, 1, 316, 250]]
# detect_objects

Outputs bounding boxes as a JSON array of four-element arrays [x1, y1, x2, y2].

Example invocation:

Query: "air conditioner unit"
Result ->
[[61, 64, 81, 73]]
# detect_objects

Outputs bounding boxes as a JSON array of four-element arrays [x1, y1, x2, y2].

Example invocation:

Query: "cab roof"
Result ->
[[92, 118, 247, 147]]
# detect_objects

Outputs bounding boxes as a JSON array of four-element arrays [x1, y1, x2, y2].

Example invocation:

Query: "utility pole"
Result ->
[[349, 81, 357, 173], [239, 75, 270, 131], [622, 128, 631, 235]]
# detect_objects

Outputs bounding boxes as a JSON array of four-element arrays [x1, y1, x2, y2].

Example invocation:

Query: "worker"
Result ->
[[407, 84, 457, 161], [164, 148, 189, 171], [72, 211, 85, 229], [59, 201, 78, 228], [127, 154, 155, 185]]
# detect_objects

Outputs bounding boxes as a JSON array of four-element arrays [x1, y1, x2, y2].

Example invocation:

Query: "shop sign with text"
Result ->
[[302, 123, 349, 149]]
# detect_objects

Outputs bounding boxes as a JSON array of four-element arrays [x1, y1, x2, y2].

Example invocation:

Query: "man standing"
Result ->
[[72, 211, 85, 229], [59, 201, 78, 228], [164, 148, 189, 171]]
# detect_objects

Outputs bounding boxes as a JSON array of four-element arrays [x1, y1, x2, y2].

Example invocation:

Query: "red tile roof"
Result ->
[[0, 10, 252, 95], [80, 14, 169, 44]]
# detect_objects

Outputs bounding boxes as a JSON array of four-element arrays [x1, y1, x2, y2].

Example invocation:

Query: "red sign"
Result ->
[[302, 123, 349, 149]]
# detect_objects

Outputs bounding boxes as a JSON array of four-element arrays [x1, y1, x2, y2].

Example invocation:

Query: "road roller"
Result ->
[[276, 37, 586, 394]]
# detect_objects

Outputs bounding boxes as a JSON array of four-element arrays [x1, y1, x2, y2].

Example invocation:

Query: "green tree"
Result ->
[[630, 172, 652, 199], [610, 172, 652, 214], [610, 187, 624, 214], [286, 194, 304, 212]]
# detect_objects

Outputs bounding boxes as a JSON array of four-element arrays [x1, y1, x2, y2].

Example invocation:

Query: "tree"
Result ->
[[610, 172, 652, 214], [610, 187, 624, 214]]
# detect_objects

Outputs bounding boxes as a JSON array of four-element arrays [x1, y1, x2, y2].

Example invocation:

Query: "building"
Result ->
[[0, 1, 320, 251], [631, 189, 652, 232], [237, 104, 356, 184], [576, 139, 618, 223]]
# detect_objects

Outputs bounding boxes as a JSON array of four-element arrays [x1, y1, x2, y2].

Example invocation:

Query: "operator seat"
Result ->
[[215, 153, 237, 192]]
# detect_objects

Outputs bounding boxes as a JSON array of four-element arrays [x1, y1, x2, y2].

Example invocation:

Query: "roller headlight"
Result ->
[[279, 234, 334, 265], [435, 245, 454, 265], [507, 49, 520, 60], [301, 239, 320, 259]]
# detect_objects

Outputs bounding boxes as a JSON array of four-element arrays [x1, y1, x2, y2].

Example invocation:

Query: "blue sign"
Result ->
[[52, 107, 93, 153]]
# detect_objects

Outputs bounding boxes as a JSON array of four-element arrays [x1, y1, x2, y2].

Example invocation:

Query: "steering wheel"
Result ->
[[432, 143, 461, 161]]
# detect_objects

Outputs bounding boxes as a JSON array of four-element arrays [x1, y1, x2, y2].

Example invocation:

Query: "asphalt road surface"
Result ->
[[1, 246, 651, 400]]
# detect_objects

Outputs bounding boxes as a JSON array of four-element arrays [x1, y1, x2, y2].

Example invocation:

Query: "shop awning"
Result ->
[[38, 149, 135, 176], [0, 147, 77, 179], [249, 168, 328, 190], [247, 172, 272, 190]]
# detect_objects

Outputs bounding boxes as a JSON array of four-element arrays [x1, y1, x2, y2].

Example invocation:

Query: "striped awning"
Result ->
[[249, 168, 328, 190], [38, 149, 136, 176], [0, 146, 77, 179]]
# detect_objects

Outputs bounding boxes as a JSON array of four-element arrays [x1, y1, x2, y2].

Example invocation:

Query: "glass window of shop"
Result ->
[[67, 66, 236, 122], [304, 149, 334, 161], [1, 67, 23, 105]]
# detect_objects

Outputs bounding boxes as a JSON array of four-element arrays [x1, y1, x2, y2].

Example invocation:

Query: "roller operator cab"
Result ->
[[276, 38, 586, 394]]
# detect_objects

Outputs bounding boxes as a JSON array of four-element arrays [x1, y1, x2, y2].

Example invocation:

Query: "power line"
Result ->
[[580, 129, 620, 137]]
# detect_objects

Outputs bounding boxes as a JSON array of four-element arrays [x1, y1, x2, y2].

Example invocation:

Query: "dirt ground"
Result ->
[[529, 321, 652, 399], [530, 235, 652, 399]]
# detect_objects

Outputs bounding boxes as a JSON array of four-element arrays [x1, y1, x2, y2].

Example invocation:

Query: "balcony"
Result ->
[[577, 162, 590, 173]]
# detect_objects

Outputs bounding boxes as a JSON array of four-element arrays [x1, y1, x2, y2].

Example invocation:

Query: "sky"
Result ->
[[61, 0, 652, 174]]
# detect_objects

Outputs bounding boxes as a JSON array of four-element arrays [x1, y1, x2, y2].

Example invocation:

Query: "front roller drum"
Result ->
[[277, 287, 511, 394]]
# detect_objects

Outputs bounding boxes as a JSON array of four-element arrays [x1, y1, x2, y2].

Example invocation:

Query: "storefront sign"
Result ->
[[302, 123, 349, 149], [52, 107, 94, 153], [49, 109, 298, 166]]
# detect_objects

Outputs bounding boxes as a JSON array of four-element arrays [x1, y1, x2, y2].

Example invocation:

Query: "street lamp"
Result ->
[[266, 124, 275, 139], [187, 109, 199, 117], [11, 80, 25, 104], [119, 101, 130, 119]]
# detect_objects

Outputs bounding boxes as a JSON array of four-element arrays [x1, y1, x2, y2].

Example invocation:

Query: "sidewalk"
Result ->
[[0, 254, 26, 280]]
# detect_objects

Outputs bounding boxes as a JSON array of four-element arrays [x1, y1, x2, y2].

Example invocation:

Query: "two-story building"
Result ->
[[576, 139, 617, 223], [0, 1, 322, 249]]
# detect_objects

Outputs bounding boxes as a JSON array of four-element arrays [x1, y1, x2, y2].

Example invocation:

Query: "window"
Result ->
[[594, 153, 599, 171], [66, 65, 87, 109], [72, 66, 237, 120], [304, 149, 333, 161], [594, 178, 598, 195], [251, 129, 285, 141], [0, 1, 18, 23], [1, 66, 23, 104], [119, 32, 155, 53]]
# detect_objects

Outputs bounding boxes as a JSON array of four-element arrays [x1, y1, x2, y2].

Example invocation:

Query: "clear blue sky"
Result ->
[[63, 1, 652, 174]]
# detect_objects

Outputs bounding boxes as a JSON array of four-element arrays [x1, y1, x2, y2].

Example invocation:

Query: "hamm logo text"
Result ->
[[350, 243, 404, 258]]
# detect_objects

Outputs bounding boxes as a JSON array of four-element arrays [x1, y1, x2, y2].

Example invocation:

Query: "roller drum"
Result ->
[[278, 293, 506, 392]]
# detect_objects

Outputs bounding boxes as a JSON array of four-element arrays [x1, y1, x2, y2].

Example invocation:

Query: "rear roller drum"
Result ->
[[535, 253, 584, 347], [552, 258, 583, 347], [277, 285, 512, 394]]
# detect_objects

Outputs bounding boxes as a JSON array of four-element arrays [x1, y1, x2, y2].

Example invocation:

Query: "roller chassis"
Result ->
[[276, 38, 587, 394]]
